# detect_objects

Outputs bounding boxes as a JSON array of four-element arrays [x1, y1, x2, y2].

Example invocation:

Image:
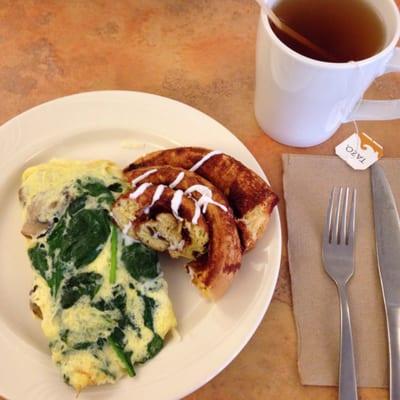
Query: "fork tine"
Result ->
[[333, 187, 343, 244], [347, 188, 357, 246], [324, 188, 335, 244], [340, 187, 350, 244]]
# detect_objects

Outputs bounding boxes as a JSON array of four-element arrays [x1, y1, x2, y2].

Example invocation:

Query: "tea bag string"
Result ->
[[353, 120, 360, 135], [353, 120, 361, 154]]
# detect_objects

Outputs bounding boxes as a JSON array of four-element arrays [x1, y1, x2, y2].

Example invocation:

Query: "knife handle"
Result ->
[[387, 306, 400, 400]]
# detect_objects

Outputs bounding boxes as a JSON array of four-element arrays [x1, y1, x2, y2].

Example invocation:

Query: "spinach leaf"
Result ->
[[28, 244, 48, 281], [137, 333, 164, 364], [79, 180, 115, 205], [110, 325, 125, 344], [107, 182, 123, 193], [69, 178, 119, 214], [111, 285, 126, 314], [92, 284, 126, 313], [63, 374, 70, 385], [121, 243, 159, 281], [50, 260, 65, 297], [96, 337, 107, 348], [61, 272, 103, 309], [72, 342, 93, 350], [109, 225, 118, 284], [28, 244, 63, 297], [29, 177, 119, 297], [146, 334, 164, 359], [92, 285, 141, 336], [81, 181, 111, 197], [92, 285, 126, 315], [60, 329, 69, 343], [100, 367, 116, 380], [47, 216, 67, 254], [62, 334, 106, 351], [58, 209, 110, 269], [68, 195, 87, 215], [108, 328, 135, 377], [92, 298, 112, 312], [47, 216, 70, 296], [141, 293, 156, 331], [46, 207, 110, 296]]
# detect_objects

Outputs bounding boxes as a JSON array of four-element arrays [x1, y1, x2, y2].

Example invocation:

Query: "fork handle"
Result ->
[[338, 285, 358, 400]]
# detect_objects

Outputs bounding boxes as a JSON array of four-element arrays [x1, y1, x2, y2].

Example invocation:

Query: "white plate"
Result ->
[[0, 91, 281, 400]]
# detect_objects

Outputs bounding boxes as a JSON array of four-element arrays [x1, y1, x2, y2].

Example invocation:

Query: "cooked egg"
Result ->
[[21, 160, 177, 391]]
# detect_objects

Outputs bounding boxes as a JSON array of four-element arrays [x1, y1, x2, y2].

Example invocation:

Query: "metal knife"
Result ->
[[371, 163, 400, 400]]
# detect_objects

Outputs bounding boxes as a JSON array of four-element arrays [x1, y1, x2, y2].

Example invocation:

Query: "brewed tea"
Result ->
[[271, 0, 386, 62]]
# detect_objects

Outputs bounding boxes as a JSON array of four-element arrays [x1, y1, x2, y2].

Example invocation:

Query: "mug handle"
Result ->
[[344, 47, 400, 122]]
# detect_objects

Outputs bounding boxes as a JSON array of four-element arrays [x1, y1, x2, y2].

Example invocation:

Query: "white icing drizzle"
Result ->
[[144, 184, 166, 214], [192, 203, 202, 225], [131, 169, 158, 186], [171, 190, 184, 221], [123, 235, 137, 246], [122, 222, 139, 245], [152, 231, 161, 239], [129, 182, 152, 200], [123, 222, 132, 235], [185, 184, 213, 199], [184, 184, 228, 224], [189, 150, 222, 172], [169, 240, 185, 252], [169, 171, 185, 189], [126, 153, 229, 225], [203, 197, 228, 212]]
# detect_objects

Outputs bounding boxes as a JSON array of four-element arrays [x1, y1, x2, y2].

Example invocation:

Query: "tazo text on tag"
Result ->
[[335, 132, 383, 170]]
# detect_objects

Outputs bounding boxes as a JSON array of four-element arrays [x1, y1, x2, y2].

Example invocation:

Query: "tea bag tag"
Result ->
[[335, 132, 383, 170]]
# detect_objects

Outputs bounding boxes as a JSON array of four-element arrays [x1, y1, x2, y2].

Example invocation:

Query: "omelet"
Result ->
[[19, 160, 177, 391]]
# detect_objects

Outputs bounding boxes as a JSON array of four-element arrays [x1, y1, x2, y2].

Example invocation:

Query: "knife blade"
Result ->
[[371, 163, 400, 400]]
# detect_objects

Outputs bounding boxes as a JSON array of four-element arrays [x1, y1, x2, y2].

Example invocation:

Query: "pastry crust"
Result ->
[[113, 186, 209, 258], [112, 172, 242, 300], [125, 147, 279, 251]]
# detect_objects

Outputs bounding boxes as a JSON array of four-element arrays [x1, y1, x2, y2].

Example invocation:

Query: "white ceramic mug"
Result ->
[[254, 0, 400, 147]]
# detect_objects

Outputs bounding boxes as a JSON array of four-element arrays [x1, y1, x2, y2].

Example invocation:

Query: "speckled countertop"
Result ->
[[1, 1, 400, 399]]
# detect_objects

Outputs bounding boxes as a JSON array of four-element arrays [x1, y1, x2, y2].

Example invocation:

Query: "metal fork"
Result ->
[[322, 187, 358, 400]]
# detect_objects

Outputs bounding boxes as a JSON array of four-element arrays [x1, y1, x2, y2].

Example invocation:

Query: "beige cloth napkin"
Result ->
[[283, 154, 400, 388]]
